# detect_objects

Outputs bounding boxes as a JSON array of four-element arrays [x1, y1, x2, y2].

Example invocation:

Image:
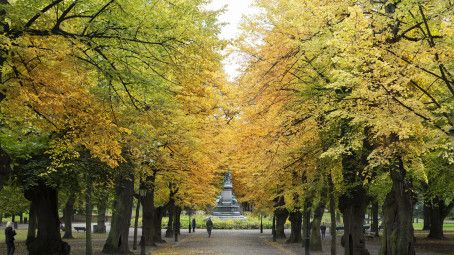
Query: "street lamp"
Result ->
[[139, 185, 147, 255]]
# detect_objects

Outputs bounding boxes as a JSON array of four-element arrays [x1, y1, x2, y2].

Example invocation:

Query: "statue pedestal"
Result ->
[[212, 172, 244, 219]]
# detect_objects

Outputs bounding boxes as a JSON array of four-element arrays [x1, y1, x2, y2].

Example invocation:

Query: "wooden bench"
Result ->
[[74, 226, 86, 232]]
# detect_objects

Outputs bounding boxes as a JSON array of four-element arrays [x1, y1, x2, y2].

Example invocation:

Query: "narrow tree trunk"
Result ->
[[275, 207, 288, 239], [102, 171, 134, 254], [85, 173, 93, 255], [0, 147, 11, 190], [175, 206, 181, 235], [20, 212, 23, 223], [329, 176, 337, 255], [154, 206, 165, 243], [371, 201, 379, 237], [380, 162, 415, 255], [63, 192, 76, 239], [95, 193, 107, 233], [302, 201, 311, 249], [311, 199, 326, 251], [165, 198, 175, 238], [25, 183, 70, 255], [133, 200, 140, 250], [286, 210, 302, 243], [423, 203, 431, 231]]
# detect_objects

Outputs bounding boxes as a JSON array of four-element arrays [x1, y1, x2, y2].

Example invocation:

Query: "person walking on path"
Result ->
[[192, 218, 196, 232], [320, 222, 327, 240], [206, 217, 213, 238], [5, 221, 16, 255]]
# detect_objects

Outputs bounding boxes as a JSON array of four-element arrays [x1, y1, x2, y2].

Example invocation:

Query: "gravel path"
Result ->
[[149, 229, 446, 255]]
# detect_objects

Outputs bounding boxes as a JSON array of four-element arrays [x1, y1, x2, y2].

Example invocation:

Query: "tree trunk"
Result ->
[[338, 125, 372, 255], [0, 147, 11, 191], [142, 174, 156, 246], [165, 198, 175, 238], [175, 206, 181, 235], [371, 201, 379, 237], [427, 197, 453, 239], [302, 201, 311, 249], [26, 201, 37, 246], [20, 212, 23, 223], [95, 193, 107, 233], [85, 174, 93, 255], [154, 206, 165, 243], [102, 171, 134, 254], [25, 183, 70, 255], [329, 176, 337, 255], [423, 203, 431, 231], [132, 200, 140, 250], [311, 198, 326, 251], [275, 207, 288, 239], [380, 162, 415, 255], [339, 187, 369, 255], [286, 210, 302, 243], [428, 202, 444, 239], [63, 192, 76, 239]]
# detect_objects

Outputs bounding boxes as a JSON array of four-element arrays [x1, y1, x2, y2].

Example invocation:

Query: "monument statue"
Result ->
[[212, 172, 244, 218]]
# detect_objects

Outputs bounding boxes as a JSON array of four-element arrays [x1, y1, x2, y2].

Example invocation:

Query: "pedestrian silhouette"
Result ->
[[320, 222, 327, 239], [5, 222, 16, 255], [206, 218, 213, 238], [192, 218, 196, 232]]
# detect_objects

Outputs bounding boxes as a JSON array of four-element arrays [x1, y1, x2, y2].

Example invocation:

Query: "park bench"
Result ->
[[74, 226, 86, 232], [335, 225, 371, 232]]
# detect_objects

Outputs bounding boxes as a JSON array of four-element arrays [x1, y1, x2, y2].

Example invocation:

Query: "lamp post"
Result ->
[[139, 185, 147, 255], [260, 214, 263, 234]]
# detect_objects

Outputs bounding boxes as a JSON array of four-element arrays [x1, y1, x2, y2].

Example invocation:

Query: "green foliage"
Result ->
[[0, 182, 29, 216]]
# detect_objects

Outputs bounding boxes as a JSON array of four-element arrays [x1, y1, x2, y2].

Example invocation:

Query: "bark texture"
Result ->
[[95, 193, 108, 233], [380, 160, 415, 255], [142, 174, 157, 246], [338, 126, 372, 255], [275, 207, 289, 239], [339, 187, 369, 255], [62, 192, 76, 239], [165, 198, 175, 238], [0, 147, 11, 190], [286, 211, 302, 243], [102, 171, 134, 254], [371, 201, 379, 237], [154, 206, 165, 243], [85, 174, 93, 255], [25, 183, 70, 255], [310, 197, 326, 251], [423, 203, 431, 231], [427, 197, 453, 239], [26, 201, 37, 245], [329, 176, 337, 255]]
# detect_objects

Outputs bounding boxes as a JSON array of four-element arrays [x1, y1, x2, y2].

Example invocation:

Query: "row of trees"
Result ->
[[228, 1, 453, 255], [0, 1, 229, 254]]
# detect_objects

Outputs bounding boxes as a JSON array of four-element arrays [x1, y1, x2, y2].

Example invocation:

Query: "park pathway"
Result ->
[[148, 229, 447, 255], [150, 230, 294, 255]]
